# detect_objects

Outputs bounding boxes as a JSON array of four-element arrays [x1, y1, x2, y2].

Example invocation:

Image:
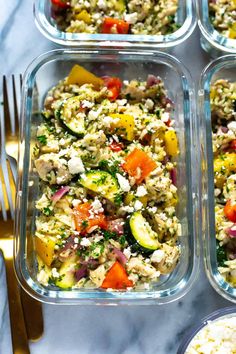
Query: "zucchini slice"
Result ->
[[129, 212, 160, 251], [79, 170, 120, 202], [55, 258, 77, 289], [56, 96, 85, 137]]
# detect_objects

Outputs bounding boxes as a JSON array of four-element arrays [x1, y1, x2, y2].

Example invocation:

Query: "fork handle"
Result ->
[[20, 287, 44, 342], [4, 257, 30, 354]]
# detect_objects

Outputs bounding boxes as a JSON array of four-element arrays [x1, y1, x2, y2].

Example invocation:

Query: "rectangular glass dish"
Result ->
[[199, 54, 236, 303], [197, 0, 236, 56], [34, 0, 196, 48], [15, 49, 199, 305]]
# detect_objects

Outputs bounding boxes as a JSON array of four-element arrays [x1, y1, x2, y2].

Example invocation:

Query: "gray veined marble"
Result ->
[[0, 2, 233, 354]]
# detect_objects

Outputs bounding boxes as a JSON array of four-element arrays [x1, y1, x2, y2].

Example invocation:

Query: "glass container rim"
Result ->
[[199, 54, 236, 303], [15, 48, 199, 305], [33, 0, 196, 47], [197, 0, 236, 54]]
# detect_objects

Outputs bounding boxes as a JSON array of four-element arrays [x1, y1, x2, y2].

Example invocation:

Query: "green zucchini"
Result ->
[[129, 212, 160, 252], [56, 96, 85, 137], [79, 170, 120, 202], [55, 258, 77, 289]]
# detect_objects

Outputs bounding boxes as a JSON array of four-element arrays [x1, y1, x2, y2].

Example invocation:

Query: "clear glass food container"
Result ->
[[33, 0, 196, 48], [197, 0, 236, 57], [177, 306, 236, 353], [199, 55, 236, 303], [15, 48, 199, 305]]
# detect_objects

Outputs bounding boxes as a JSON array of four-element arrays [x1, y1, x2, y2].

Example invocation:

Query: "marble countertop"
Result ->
[[0, 2, 233, 354]]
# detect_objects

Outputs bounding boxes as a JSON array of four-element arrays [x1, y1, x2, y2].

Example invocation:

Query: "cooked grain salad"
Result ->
[[209, 0, 236, 39], [34, 64, 181, 290], [51, 0, 179, 35], [211, 79, 236, 287]]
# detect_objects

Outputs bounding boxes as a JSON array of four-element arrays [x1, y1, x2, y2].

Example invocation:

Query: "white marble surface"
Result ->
[[0, 2, 233, 354]]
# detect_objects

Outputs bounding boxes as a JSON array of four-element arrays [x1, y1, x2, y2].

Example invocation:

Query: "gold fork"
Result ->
[[0, 115, 30, 353], [3, 75, 44, 342]]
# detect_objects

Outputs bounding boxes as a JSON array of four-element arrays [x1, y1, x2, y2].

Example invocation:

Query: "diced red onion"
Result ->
[[220, 126, 228, 133], [228, 253, 236, 260], [112, 247, 127, 265], [170, 168, 177, 186], [227, 225, 236, 238], [108, 219, 124, 235], [51, 186, 70, 204], [146, 75, 161, 88], [75, 266, 88, 281], [80, 258, 99, 268], [58, 235, 79, 261]]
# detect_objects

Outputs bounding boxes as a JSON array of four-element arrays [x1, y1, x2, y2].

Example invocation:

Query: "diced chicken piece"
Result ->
[[34, 153, 72, 185]]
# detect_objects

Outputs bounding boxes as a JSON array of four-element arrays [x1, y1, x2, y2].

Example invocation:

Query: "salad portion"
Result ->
[[210, 79, 236, 287], [34, 64, 181, 290], [51, 0, 179, 35], [209, 0, 236, 39]]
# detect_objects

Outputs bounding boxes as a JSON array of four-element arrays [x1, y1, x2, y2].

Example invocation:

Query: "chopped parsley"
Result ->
[[37, 135, 47, 145]]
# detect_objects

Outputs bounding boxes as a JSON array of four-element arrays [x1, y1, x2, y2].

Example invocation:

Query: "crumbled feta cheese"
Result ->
[[120, 205, 134, 213], [68, 157, 85, 174], [97, 0, 107, 10], [145, 99, 154, 110], [116, 173, 131, 192], [91, 198, 104, 214], [151, 250, 165, 263], [74, 237, 79, 244], [80, 238, 91, 247], [136, 185, 147, 197], [72, 199, 81, 207], [148, 206, 157, 214], [82, 100, 94, 108], [124, 12, 138, 24], [123, 247, 131, 260], [161, 112, 170, 122], [227, 121, 236, 132], [134, 200, 143, 211], [37, 269, 49, 286], [51, 267, 60, 278]]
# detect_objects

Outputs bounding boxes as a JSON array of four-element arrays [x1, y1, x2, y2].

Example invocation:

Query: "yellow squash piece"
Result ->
[[110, 113, 135, 141], [229, 23, 236, 39], [67, 64, 103, 89], [214, 153, 236, 174], [35, 235, 56, 267], [75, 10, 91, 24], [164, 130, 179, 156]]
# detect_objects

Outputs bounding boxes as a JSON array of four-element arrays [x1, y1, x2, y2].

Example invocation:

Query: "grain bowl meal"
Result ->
[[185, 315, 236, 353], [33, 64, 181, 290], [50, 0, 179, 35], [210, 79, 236, 287], [209, 0, 236, 39]]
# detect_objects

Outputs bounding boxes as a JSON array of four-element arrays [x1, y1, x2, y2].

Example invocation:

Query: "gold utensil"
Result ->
[[0, 121, 30, 354], [3, 75, 44, 342]]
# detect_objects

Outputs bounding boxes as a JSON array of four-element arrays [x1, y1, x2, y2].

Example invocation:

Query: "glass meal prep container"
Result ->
[[15, 48, 198, 305], [197, 0, 236, 57], [199, 55, 236, 303], [177, 306, 236, 353], [33, 0, 196, 48]]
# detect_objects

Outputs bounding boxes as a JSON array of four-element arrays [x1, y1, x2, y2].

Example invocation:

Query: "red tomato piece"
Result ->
[[101, 261, 133, 289], [101, 18, 129, 35], [122, 148, 157, 184], [229, 139, 236, 150], [51, 0, 70, 8], [103, 77, 122, 101], [74, 202, 108, 235], [224, 200, 236, 223]]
